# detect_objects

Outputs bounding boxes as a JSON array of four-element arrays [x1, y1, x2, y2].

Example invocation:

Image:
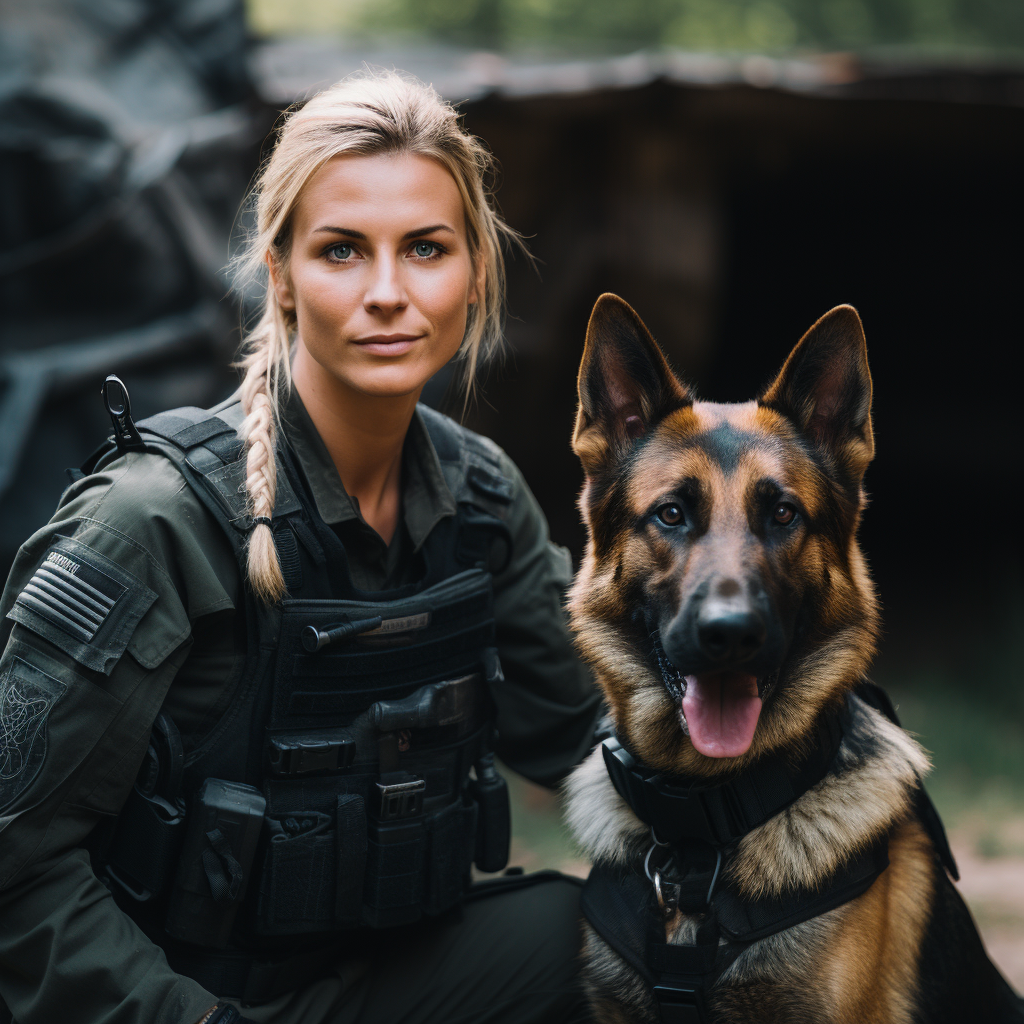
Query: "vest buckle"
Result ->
[[269, 732, 356, 776], [377, 777, 426, 819]]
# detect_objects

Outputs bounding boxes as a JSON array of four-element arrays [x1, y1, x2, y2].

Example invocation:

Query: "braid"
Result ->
[[237, 310, 289, 603]]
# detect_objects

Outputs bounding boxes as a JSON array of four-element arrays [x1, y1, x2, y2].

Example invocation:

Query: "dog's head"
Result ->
[[569, 294, 879, 777]]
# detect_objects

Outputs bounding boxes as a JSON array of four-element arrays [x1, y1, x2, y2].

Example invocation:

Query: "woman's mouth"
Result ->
[[353, 333, 424, 356]]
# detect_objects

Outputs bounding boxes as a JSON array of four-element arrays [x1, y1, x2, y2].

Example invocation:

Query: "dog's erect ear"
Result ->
[[760, 305, 874, 485], [573, 294, 691, 476]]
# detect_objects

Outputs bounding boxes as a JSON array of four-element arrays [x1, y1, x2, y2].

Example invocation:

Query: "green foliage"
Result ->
[[248, 0, 1024, 53]]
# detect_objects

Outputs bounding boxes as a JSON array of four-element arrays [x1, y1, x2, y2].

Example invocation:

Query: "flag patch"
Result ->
[[14, 551, 125, 644]]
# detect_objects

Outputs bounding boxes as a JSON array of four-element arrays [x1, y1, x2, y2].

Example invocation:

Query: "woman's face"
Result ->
[[276, 152, 478, 399]]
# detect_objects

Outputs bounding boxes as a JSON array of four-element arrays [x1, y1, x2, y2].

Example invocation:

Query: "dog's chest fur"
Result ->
[[565, 696, 936, 1024]]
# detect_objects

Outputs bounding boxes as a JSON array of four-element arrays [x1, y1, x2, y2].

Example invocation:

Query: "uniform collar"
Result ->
[[281, 387, 457, 551]]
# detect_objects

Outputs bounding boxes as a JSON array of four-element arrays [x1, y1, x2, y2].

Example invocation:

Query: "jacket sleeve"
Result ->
[[488, 457, 602, 787], [0, 453, 229, 1024]]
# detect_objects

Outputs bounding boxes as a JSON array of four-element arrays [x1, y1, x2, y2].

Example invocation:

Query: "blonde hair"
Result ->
[[233, 71, 519, 603]]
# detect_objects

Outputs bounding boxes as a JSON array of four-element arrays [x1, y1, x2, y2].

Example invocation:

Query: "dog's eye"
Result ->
[[656, 504, 685, 527], [773, 503, 797, 525]]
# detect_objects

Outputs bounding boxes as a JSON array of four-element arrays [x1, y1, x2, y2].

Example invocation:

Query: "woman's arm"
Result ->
[[488, 457, 602, 787], [0, 453, 234, 1024]]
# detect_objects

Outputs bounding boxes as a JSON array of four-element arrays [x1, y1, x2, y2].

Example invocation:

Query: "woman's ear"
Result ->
[[468, 252, 485, 306], [267, 252, 296, 312]]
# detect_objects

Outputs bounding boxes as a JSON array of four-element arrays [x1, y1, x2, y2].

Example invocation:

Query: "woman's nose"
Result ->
[[363, 256, 409, 313]]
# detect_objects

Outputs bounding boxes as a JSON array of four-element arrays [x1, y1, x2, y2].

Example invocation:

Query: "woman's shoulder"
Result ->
[[65, 393, 247, 544], [4, 433, 241, 628], [62, 447, 214, 541]]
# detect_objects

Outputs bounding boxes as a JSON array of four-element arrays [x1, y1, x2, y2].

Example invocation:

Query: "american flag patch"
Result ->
[[15, 551, 125, 644]]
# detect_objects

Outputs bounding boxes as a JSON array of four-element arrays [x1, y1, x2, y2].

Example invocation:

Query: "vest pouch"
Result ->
[[362, 815, 426, 929], [255, 811, 336, 935], [105, 785, 186, 900], [470, 754, 511, 873], [424, 798, 477, 916], [164, 779, 265, 948], [103, 712, 187, 901]]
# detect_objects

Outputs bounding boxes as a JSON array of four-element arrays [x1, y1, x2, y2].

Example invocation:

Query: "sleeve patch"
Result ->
[[15, 551, 124, 643], [6, 537, 158, 675], [0, 657, 66, 812]]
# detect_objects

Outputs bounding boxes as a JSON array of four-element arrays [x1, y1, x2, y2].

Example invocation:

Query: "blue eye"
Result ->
[[328, 243, 354, 260], [414, 242, 439, 258]]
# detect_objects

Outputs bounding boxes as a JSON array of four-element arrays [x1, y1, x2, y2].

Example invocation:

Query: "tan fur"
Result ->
[[729, 695, 930, 898], [564, 746, 646, 866], [814, 815, 935, 1023]]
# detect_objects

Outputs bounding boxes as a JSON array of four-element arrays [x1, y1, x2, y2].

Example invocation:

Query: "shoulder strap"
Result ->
[[417, 405, 514, 520], [417, 406, 515, 574], [79, 401, 301, 560]]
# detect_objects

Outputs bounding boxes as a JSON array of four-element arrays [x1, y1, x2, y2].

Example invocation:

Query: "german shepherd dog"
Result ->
[[564, 294, 1024, 1023]]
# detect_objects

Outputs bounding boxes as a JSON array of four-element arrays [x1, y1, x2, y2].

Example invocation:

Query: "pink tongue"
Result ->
[[682, 672, 762, 758]]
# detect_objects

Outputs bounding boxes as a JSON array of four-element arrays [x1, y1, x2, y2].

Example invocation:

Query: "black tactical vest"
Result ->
[[84, 395, 514, 993]]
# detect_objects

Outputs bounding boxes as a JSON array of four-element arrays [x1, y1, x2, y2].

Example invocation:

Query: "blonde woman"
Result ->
[[0, 74, 599, 1024]]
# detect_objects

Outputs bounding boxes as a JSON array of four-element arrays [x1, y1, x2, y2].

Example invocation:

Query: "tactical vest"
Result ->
[[82, 387, 514, 999]]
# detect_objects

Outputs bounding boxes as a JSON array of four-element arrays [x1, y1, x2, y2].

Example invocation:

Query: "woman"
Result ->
[[0, 74, 599, 1024]]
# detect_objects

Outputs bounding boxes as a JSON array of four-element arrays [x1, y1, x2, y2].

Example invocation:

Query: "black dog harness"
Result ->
[[581, 683, 957, 1024]]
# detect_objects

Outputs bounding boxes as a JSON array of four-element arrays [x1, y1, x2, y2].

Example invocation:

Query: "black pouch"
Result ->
[[471, 754, 510, 873], [362, 816, 426, 928], [424, 799, 477, 916], [256, 812, 336, 935], [104, 714, 187, 900], [105, 786, 186, 899], [165, 779, 265, 948], [335, 794, 366, 926]]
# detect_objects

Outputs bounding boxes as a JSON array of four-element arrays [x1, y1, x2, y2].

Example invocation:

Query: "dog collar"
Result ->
[[601, 708, 843, 850]]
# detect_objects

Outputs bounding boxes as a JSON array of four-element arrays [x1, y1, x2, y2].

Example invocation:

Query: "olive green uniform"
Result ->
[[0, 390, 600, 1024]]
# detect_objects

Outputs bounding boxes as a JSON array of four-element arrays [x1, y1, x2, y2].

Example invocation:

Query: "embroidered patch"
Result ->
[[0, 657, 66, 811], [14, 550, 125, 644]]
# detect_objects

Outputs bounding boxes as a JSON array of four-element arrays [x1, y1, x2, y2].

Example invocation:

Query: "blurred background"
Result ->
[[2, 0, 1022, 985]]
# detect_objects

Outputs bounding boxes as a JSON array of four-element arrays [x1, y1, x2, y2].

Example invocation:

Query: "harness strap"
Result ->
[[601, 708, 843, 849], [583, 834, 889, 1024], [856, 681, 959, 880]]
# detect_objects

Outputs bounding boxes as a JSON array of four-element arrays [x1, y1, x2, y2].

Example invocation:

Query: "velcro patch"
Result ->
[[0, 657, 66, 811], [7, 537, 158, 675], [15, 551, 125, 643]]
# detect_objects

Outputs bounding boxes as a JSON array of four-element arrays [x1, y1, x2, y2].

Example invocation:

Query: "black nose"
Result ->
[[697, 605, 766, 664]]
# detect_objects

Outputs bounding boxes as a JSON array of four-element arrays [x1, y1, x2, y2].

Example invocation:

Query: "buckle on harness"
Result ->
[[651, 984, 704, 1024], [269, 732, 356, 776], [376, 778, 426, 819]]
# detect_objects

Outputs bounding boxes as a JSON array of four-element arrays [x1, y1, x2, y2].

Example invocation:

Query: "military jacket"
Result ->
[[0, 389, 600, 1024]]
